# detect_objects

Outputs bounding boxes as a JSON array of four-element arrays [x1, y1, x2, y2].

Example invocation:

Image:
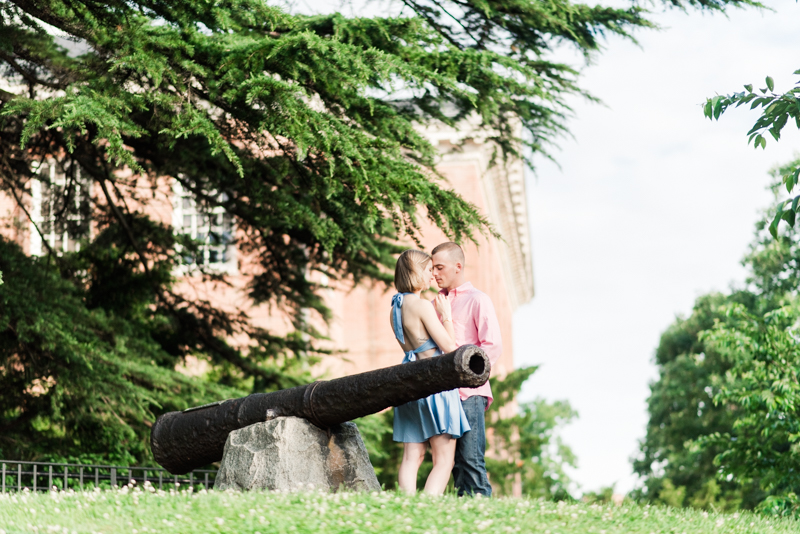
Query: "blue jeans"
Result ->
[[453, 396, 492, 497]]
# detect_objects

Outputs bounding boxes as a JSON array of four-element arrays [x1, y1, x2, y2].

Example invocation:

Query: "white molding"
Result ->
[[419, 118, 535, 310], [171, 178, 238, 276]]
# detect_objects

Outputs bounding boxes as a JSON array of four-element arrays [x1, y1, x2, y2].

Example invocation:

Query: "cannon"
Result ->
[[151, 345, 490, 474]]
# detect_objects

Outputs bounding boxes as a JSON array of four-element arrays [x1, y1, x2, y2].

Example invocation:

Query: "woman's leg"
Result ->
[[424, 434, 457, 495], [398, 442, 427, 494]]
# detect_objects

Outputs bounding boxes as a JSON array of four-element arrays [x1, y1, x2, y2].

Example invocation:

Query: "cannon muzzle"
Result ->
[[151, 345, 490, 474]]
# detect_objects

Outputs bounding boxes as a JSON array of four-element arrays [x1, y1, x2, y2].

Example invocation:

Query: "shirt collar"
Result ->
[[440, 281, 473, 297]]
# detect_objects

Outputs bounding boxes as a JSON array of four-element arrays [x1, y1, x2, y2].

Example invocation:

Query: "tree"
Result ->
[[0, 0, 756, 463], [0, 238, 244, 464], [635, 162, 800, 512], [484, 367, 577, 498], [704, 76, 800, 238], [632, 292, 765, 511], [700, 302, 800, 516]]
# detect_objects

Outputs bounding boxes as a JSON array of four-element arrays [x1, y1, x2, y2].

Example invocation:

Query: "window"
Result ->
[[29, 160, 91, 256], [171, 180, 236, 273]]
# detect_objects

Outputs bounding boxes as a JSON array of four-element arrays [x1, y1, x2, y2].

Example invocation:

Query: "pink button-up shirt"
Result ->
[[438, 282, 502, 409]]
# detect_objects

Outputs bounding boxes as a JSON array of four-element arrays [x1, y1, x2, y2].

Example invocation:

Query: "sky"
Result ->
[[299, 0, 800, 495], [513, 1, 800, 494]]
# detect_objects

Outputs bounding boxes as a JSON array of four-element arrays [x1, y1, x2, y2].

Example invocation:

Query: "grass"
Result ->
[[0, 484, 797, 534]]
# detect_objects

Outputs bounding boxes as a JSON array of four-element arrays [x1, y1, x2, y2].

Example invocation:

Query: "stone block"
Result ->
[[213, 416, 380, 492]]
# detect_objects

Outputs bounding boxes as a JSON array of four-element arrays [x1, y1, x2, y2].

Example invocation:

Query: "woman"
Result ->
[[390, 249, 470, 495]]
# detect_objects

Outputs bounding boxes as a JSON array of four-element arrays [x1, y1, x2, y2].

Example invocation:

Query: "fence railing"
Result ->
[[0, 459, 217, 493]]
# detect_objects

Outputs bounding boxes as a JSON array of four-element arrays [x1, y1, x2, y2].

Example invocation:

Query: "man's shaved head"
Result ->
[[431, 242, 465, 267], [431, 242, 466, 291]]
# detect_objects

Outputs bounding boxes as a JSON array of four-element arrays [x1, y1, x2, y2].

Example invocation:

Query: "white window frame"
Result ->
[[29, 159, 91, 256], [171, 179, 237, 275]]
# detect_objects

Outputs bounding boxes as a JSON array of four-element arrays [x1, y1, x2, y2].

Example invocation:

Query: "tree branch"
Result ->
[[97, 173, 150, 274], [8, 0, 93, 41], [0, 49, 66, 90]]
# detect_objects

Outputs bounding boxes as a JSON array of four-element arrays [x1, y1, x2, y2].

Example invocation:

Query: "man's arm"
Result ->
[[474, 294, 502, 367]]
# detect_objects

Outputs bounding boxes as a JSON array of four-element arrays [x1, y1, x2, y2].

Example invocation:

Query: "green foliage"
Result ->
[[0, 237, 246, 464], [633, 292, 765, 511], [705, 72, 800, 237], [352, 410, 400, 489], [636, 168, 800, 513], [485, 367, 577, 498], [700, 303, 800, 516], [741, 161, 800, 302], [356, 367, 576, 498], [3, 487, 799, 534], [582, 484, 619, 505]]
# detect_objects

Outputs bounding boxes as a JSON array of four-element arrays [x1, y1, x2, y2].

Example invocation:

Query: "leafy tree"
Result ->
[[705, 74, 800, 238], [632, 292, 765, 511], [0, 237, 245, 463], [741, 160, 800, 303], [635, 162, 800, 512], [0, 0, 756, 463], [484, 367, 577, 498], [699, 303, 800, 515]]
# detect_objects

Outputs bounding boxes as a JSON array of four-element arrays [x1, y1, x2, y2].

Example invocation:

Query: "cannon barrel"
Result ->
[[151, 345, 490, 474]]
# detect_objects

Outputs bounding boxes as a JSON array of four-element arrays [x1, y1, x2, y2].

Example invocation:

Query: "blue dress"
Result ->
[[391, 293, 471, 443]]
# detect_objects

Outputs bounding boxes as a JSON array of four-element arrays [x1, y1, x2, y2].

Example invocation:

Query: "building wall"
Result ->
[[0, 186, 30, 253]]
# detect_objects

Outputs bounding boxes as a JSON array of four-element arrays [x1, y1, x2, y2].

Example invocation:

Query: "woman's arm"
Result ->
[[419, 299, 457, 353]]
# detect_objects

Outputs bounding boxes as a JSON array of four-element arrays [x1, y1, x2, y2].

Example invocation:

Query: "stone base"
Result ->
[[213, 416, 380, 492]]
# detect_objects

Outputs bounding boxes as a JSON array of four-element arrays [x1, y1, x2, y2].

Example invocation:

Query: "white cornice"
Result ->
[[417, 118, 534, 310]]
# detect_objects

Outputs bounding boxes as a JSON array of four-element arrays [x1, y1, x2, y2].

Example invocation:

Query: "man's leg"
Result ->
[[453, 396, 492, 497]]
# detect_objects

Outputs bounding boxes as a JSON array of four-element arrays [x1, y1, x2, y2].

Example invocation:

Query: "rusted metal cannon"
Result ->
[[151, 345, 490, 474]]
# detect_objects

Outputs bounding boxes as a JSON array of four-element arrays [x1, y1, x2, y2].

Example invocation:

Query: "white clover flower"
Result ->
[[215, 518, 224, 525]]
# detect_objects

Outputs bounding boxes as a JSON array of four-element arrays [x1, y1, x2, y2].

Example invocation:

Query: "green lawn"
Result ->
[[0, 485, 796, 534]]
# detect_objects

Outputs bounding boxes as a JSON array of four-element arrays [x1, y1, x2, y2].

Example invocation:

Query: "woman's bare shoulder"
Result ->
[[406, 296, 435, 314]]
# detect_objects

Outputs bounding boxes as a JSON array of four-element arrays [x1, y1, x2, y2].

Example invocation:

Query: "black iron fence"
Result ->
[[0, 459, 217, 493]]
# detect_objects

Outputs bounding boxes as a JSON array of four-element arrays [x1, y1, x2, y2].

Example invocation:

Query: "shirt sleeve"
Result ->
[[474, 294, 502, 367]]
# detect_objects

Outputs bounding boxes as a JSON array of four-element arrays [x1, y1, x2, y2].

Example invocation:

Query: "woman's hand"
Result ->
[[434, 294, 452, 323]]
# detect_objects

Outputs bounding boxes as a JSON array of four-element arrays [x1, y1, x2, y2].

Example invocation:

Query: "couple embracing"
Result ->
[[390, 242, 501, 496]]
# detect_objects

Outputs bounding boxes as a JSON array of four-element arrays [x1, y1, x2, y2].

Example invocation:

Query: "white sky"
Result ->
[[299, 0, 800, 496], [514, 0, 800, 494]]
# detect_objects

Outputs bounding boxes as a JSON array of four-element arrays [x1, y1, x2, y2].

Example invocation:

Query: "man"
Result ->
[[431, 241, 502, 497]]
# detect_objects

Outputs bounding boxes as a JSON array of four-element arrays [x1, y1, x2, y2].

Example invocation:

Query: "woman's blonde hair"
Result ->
[[395, 249, 432, 293]]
